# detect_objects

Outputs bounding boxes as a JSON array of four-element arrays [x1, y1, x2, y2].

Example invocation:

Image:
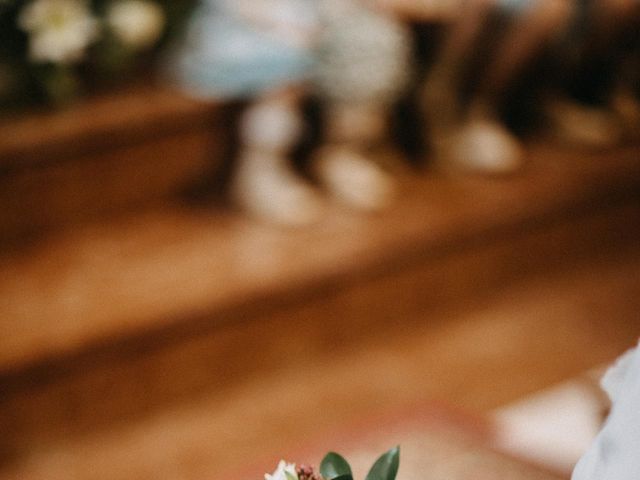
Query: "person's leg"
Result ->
[[565, 0, 639, 106], [606, 1, 640, 136], [231, 87, 323, 225], [422, 0, 498, 135], [543, 0, 640, 146], [311, 0, 412, 211], [464, 0, 572, 170], [473, 0, 571, 107], [611, 47, 640, 137], [423, 0, 571, 173], [313, 102, 396, 212]]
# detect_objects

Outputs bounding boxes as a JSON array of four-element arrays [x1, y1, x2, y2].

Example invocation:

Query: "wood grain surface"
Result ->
[[1, 240, 638, 480], [1, 144, 638, 373], [0, 87, 224, 244], [0, 143, 638, 479]]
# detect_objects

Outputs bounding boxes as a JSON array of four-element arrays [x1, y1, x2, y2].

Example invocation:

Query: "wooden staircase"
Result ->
[[1, 88, 640, 479]]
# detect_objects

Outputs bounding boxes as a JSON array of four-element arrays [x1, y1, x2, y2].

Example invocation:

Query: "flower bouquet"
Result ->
[[0, 0, 195, 109], [266, 447, 400, 480]]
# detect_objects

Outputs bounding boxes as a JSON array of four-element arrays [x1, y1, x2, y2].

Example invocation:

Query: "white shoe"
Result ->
[[436, 120, 524, 175], [232, 151, 323, 226], [314, 146, 396, 212]]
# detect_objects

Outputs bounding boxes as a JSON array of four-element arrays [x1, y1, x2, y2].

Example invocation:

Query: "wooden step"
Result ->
[[1, 143, 638, 373], [2, 236, 639, 480], [0, 86, 224, 245], [0, 143, 639, 469]]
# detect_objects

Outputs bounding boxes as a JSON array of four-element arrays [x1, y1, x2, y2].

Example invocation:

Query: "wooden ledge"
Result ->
[[0, 143, 638, 375], [0, 86, 220, 169], [0, 87, 226, 244]]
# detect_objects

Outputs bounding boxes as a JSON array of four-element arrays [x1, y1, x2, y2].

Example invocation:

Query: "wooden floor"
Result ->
[[1, 144, 639, 373], [0, 143, 639, 480], [1, 242, 638, 480]]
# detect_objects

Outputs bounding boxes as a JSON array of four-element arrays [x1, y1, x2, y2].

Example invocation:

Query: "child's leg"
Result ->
[[423, 0, 571, 173], [593, 0, 640, 134], [311, 0, 410, 211], [543, 0, 640, 146], [421, 0, 518, 172], [611, 44, 640, 136], [473, 0, 571, 108], [565, 0, 640, 106], [232, 87, 323, 225], [422, 0, 498, 134], [423, 0, 548, 134], [313, 102, 395, 212]]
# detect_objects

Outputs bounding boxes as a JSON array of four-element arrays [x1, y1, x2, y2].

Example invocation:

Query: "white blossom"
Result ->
[[18, 0, 99, 64], [265, 460, 298, 480], [106, 0, 165, 50]]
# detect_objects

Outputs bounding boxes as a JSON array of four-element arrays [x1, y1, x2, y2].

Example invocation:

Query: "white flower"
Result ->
[[18, 0, 99, 64], [106, 0, 165, 50], [265, 460, 298, 480]]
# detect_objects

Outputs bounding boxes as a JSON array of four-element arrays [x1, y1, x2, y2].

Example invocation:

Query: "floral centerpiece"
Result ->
[[266, 448, 400, 480], [0, 0, 195, 109]]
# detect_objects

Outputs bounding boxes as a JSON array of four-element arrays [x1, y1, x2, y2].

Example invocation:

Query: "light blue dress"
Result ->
[[499, 0, 534, 14], [165, 0, 318, 99]]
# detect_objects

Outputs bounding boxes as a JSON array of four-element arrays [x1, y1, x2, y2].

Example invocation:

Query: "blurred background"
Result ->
[[0, 0, 639, 479]]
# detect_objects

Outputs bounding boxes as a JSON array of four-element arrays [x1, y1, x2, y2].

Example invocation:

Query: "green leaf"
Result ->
[[365, 447, 400, 480], [330, 475, 353, 480], [320, 452, 353, 480]]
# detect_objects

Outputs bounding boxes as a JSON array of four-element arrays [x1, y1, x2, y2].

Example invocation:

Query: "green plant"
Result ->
[[320, 447, 400, 480], [0, 0, 196, 110]]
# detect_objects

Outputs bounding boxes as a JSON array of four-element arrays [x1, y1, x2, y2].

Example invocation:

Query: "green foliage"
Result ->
[[365, 447, 400, 480], [0, 0, 197, 110], [320, 452, 353, 480], [320, 447, 399, 480]]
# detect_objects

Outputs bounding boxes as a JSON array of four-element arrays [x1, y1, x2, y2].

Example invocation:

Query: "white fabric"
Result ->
[[572, 342, 640, 480], [314, 0, 411, 106]]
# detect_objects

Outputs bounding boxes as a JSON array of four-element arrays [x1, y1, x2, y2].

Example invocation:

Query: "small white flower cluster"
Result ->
[[266, 461, 299, 480], [18, 0, 99, 64], [17, 0, 165, 65], [106, 0, 166, 51]]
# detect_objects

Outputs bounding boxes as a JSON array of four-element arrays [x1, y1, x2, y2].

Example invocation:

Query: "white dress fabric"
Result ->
[[572, 341, 640, 480], [313, 0, 412, 107]]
